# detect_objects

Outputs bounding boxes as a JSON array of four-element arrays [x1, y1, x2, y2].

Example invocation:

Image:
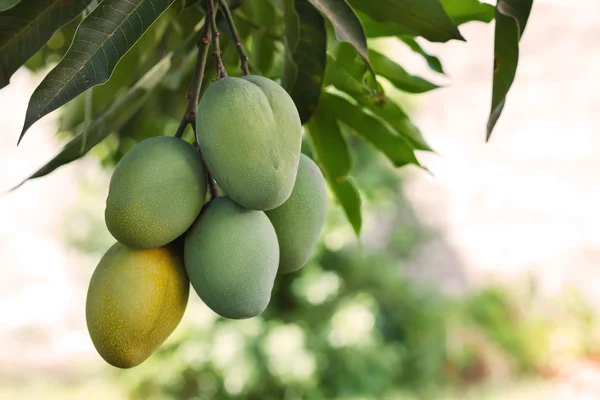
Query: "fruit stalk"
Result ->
[[207, 0, 228, 79], [218, 0, 249, 75], [174, 19, 211, 139]]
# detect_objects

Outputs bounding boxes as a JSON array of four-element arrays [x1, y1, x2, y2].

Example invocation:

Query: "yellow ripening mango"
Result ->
[[86, 242, 189, 368]]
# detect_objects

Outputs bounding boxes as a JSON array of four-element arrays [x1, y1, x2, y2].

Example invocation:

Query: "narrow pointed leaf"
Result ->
[[400, 37, 445, 75], [330, 178, 362, 235], [307, 105, 361, 235], [348, 0, 464, 42], [321, 92, 420, 168], [0, 0, 21, 11], [18, 0, 176, 144], [307, 0, 370, 64], [325, 52, 432, 152], [11, 53, 173, 190], [486, 0, 534, 141], [0, 0, 92, 90], [441, 0, 495, 25], [282, 0, 326, 123], [369, 50, 440, 93]]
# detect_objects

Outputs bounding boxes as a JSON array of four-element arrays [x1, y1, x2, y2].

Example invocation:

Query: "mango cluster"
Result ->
[[86, 75, 328, 369]]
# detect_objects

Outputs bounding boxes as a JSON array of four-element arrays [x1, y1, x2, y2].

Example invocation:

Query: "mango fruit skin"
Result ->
[[196, 75, 302, 211], [266, 154, 328, 273], [184, 197, 279, 319], [105, 136, 207, 249], [86, 242, 189, 369]]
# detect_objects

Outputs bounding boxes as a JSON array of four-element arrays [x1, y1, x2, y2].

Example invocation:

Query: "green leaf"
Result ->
[[400, 36, 445, 75], [321, 92, 420, 168], [307, 105, 361, 235], [369, 49, 440, 93], [348, 0, 464, 42], [487, 0, 534, 141], [307, 0, 370, 64], [282, 0, 326, 123], [248, 0, 278, 75], [441, 0, 495, 25], [0, 0, 92, 90], [358, 11, 412, 38], [18, 0, 176, 144], [11, 53, 173, 190], [306, 103, 351, 180], [330, 177, 362, 235], [325, 52, 432, 152], [0, 0, 21, 11]]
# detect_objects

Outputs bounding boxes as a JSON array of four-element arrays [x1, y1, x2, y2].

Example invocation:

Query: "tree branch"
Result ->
[[174, 19, 211, 138], [207, 0, 227, 79], [218, 0, 249, 75]]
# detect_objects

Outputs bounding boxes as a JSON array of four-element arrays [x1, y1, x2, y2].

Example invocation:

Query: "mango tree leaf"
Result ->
[[369, 50, 440, 93], [321, 92, 420, 168], [348, 0, 464, 42], [282, 0, 326, 123], [487, 0, 534, 141], [307, 0, 371, 66], [330, 178, 362, 235], [400, 36, 445, 75], [325, 50, 432, 152], [0, 0, 92, 90], [441, 0, 495, 25], [358, 11, 412, 38], [307, 105, 361, 235], [11, 53, 173, 190], [0, 0, 21, 11], [18, 0, 176, 144]]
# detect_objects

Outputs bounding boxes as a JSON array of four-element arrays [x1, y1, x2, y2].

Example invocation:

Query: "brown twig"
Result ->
[[207, 0, 228, 79], [218, 0, 249, 75], [174, 20, 211, 138]]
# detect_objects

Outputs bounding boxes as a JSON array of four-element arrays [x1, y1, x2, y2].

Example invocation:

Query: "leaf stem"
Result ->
[[174, 19, 211, 139], [218, 0, 249, 75], [193, 130, 219, 199], [207, 0, 228, 79]]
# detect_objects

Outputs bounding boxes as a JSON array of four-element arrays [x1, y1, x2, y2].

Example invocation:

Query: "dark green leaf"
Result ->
[[400, 36, 445, 75], [307, 105, 361, 235], [0, 0, 21, 11], [366, 97, 433, 152], [11, 53, 173, 190], [487, 0, 534, 141], [441, 0, 495, 24], [325, 52, 432, 152], [358, 11, 412, 38], [282, 0, 326, 123], [369, 49, 440, 93], [18, 0, 176, 144], [321, 92, 420, 168], [306, 102, 351, 180], [248, 0, 278, 75], [348, 0, 464, 42], [307, 0, 370, 64], [330, 177, 362, 235], [0, 0, 92, 90]]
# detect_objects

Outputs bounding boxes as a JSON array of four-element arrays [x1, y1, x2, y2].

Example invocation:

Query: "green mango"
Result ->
[[105, 136, 207, 249], [86, 242, 189, 368], [196, 75, 302, 211], [266, 154, 328, 273], [184, 197, 279, 319]]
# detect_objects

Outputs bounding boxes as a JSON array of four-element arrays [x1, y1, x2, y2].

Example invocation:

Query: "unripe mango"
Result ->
[[105, 136, 207, 249], [196, 75, 302, 211], [266, 154, 328, 273], [86, 242, 189, 368], [184, 197, 279, 319]]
